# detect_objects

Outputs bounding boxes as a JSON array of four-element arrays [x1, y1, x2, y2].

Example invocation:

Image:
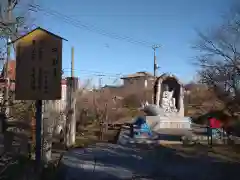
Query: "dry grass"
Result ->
[[75, 123, 120, 148]]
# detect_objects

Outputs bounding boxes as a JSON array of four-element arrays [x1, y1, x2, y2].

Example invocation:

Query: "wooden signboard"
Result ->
[[14, 27, 65, 100]]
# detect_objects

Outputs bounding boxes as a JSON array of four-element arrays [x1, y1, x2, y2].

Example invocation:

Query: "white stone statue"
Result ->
[[161, 85, 177, 113], [148, 74, 188, 130]]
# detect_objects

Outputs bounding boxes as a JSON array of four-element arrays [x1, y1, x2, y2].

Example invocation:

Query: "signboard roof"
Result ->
[[11, 27, 67, 44]]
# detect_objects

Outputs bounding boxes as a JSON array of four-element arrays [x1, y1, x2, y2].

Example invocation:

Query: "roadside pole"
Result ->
[[98, 77, 103, 141], [35, 100, 42, 166], [70, 47, 77, 146], [65, 47, 77, 147], [152, 45, 160, 104], [104, 103, 108, 137], [152, 45, 160, 79]]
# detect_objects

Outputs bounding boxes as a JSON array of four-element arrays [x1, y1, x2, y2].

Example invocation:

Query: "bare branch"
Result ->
[[194, 8, 240, 116]]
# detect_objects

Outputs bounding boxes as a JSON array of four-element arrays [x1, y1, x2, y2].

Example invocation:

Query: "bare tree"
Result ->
[[194, 8, 240, 116], [0, 1, 36, 158], [184, 83, 223, 117], [63, 79, 93, 147], [42, 100, 65, 163], [0, 0, 34, 61]]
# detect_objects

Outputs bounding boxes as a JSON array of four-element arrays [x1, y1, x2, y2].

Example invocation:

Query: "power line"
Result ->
[[19, 3, 159, 48], [62, 69, 122, 86], [63, 71, 122, 78], [62, 68, 122, 77], [16, 1, 164, 17], [45, 14, 165, 17]]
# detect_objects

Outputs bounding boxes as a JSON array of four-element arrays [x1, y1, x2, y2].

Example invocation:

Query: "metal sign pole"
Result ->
[[35, 100, 42, 165]]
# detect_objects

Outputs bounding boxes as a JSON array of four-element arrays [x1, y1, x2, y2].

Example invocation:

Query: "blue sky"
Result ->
[[18, 0, 236, 85]]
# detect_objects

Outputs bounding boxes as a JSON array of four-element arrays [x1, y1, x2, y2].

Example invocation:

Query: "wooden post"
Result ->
[[35, 100, 42, 165], [31, 115, 36, 157]]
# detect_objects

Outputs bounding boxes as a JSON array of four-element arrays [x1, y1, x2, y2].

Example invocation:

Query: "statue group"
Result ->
[[144, 73, 190, 129], [153, 73, 184, 118], [161, 84, 178, 113]]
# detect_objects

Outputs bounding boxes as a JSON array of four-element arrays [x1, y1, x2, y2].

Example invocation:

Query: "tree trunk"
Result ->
[[42, 119, 53, 163], [64, 121, 71, 148], [42, 132, 53, 163]]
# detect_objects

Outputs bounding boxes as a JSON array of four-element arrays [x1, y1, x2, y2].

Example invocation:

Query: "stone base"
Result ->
[[157, 120, 191, 129], [146, 116, 191, 131]]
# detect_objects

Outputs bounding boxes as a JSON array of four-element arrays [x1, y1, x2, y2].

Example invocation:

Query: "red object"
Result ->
[[1, 60, 16, 81], [209, 118, 221, 128]]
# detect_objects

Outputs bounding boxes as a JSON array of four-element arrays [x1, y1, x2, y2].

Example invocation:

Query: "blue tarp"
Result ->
[[133, 117, 152, 137], [134, 116, 146, 126]]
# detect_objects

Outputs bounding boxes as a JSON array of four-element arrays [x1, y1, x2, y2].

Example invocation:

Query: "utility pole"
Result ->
[[98, 76, 103, 140], [66, 46, 77, 147], [152, 45, 160, 104], [144, 78, 147, 105], [98, 76, 102, 89], [104, 103, 108, 138], [71, 47, 74, 77], [152, 45, 160, 78]]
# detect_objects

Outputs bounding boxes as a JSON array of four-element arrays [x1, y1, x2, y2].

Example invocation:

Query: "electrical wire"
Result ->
[[62, 70, 121, 79], [62, 68, 123, 77], [62, 69, 122, 86], [18, 3, 159, 48]]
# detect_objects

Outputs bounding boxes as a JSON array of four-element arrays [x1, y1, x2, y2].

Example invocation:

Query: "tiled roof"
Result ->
[[11, 27, 67, 44], [121, 71, 153, 79]]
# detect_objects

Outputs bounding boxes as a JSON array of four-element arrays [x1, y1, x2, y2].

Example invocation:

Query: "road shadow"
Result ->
[[107, 128, 121, 144], [192, 131, 208, 136], [55, 142, 240, 180], [156, 133, 182, 141], [154, 129, 191, 141], [154, 144, 240, 180], [56, 143, 175, 180], [0, 131, 30, 156]]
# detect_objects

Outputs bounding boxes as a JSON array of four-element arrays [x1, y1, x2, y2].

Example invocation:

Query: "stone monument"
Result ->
[[144, 73, 190, 130], [161, 84, 178, 113], [154, 73, 184, 117]]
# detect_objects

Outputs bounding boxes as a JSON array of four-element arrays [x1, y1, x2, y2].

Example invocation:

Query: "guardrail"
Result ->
[[190, 123, 240, 145], [100, 123, 132, 130]]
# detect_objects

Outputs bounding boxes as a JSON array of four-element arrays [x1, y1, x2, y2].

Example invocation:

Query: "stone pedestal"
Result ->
[[146, 115, 191, 131]]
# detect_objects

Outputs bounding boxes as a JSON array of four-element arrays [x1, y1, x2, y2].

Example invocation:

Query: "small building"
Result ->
[[121, 71, 154, 90]]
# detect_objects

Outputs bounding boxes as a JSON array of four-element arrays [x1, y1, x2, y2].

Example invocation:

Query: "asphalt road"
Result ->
[[56, 143, 173, 180], [56, 142, 240, 180]]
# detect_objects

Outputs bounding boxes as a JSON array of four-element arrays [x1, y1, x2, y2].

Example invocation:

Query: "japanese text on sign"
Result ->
[[15, 28, 63, 100]]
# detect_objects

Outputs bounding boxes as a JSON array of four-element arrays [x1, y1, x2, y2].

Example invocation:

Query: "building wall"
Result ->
[[123, 77, 154, 90], [43, 82, 67, 113], [42, 81, 68, 133]]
